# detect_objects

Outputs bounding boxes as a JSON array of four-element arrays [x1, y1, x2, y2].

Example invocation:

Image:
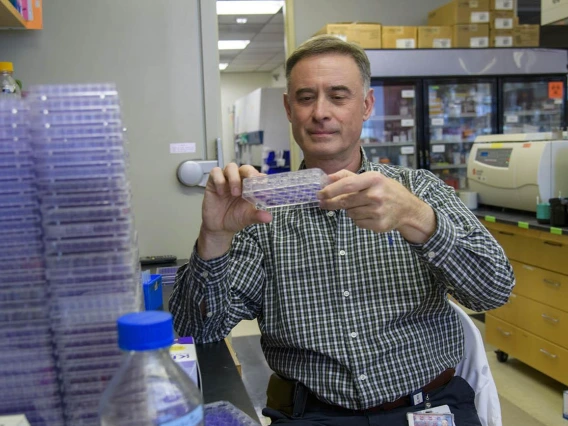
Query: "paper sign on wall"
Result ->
[[170, 143, 196, 154]]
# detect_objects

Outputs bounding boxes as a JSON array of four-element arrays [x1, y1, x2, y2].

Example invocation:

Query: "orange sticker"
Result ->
[[523, 143, 531, 148], [549, 82, 563, 99]]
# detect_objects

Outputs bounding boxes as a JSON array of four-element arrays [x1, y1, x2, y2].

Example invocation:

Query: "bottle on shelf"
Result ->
[[99, 311, 204, 426], [0, 62, 22, 98]]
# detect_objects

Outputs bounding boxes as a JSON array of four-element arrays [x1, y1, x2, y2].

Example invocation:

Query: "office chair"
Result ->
[[449, 300, 502, 426]]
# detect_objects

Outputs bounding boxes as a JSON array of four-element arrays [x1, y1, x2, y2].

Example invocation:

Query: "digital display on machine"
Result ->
[[475, 148, 512, 168]]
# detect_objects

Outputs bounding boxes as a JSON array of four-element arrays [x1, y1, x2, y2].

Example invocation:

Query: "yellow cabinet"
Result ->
[[0, 0, 42, 29], [483, 219, 568, 386]]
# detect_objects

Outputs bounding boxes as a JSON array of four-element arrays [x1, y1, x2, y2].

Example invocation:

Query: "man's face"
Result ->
[[283, 53, 374, 163]]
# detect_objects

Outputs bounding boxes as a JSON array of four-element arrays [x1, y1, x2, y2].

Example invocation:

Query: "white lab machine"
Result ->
[[467, 132, 568, 212]]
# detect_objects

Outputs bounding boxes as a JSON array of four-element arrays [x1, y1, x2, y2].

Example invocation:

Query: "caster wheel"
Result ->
[[495, 350, 508, 363]]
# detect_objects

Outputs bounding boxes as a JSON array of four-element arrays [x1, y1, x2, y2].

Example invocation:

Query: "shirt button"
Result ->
[[343, 291, 350, 297], [359, 374, 367, 381], [327, 211, 335, 217], [350, 332, 358, 338], [339, 250, 346, 256], [427, 251, 436, 259], [201, 271, 209, 278], [206, 312, 213, 318]]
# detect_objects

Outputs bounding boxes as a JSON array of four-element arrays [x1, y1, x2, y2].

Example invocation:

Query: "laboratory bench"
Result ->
[[473, 205, 568, 236], [145, 259, 261, 422]]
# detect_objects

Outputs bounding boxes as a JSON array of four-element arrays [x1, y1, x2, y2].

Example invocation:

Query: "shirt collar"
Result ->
[[298, 147, 371, 174]]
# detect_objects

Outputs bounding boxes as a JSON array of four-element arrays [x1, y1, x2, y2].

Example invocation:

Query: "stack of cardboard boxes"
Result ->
[[313, 0, 539, 50]]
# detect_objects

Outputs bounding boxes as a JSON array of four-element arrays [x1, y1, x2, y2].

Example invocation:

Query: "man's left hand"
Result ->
[[317, 170, 437, 244]]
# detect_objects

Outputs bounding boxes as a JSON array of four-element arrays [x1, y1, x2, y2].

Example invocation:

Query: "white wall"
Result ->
[[0, 0, 221, 258], [220, 72, 274, 164]]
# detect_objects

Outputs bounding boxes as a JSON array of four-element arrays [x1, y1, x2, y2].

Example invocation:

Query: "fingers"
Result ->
[[318, 170, 382, 202], [208, 163, 261, 197]]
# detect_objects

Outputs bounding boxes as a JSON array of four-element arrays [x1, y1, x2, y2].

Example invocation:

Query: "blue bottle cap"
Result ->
[[117, 311, 174, 351]]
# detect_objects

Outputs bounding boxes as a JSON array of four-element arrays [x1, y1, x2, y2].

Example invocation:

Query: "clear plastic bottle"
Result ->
[[0, 62, 22, 98], [99, 311, 204, 426]]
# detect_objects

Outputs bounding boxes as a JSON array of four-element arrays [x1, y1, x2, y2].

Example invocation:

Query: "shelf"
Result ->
[[430, 140, 475, 145], [504, 110, 562, 117], [430, 164, 468, 170], [369, 115, 414, 122], [0, 0, 42, 29], [362, 142, 414, 148], [0, 0, 25, 27]]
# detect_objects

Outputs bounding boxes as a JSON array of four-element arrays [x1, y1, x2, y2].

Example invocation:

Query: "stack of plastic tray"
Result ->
[[156, 265, 181, 286], [27, 84, 142, 426], [0, 99, 65, 426]]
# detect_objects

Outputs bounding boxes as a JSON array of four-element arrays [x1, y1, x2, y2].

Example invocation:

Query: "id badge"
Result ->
[[414, 404, 451, 414], [407, 411, 455, 426]]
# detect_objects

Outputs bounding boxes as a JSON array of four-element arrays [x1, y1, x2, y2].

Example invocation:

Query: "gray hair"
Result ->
[[285, 35, 371, 95]]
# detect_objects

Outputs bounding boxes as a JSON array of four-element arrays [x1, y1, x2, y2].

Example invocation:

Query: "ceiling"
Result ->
[[217, 6, 286, 73]]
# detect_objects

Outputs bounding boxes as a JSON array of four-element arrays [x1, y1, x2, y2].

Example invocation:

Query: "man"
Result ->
[[170, 35, 514, 426]]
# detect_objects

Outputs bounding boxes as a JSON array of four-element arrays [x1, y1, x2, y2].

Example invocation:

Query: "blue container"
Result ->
[[142, 274, 163, 311]]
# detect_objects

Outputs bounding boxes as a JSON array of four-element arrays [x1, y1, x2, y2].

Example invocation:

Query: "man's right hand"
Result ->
[[197, 163, 272, 260]]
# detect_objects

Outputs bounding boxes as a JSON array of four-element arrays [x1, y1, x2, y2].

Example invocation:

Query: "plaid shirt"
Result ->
[[169, 151, 514, 410]]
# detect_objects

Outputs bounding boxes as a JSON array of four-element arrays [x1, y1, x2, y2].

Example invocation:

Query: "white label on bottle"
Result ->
[[496, 18, 513, 29], [402, 90, 415, 98], [433, 38, 451, 48], [432, 144, 446, 153], [160, 406, 203, 426], [1, 84, 16, 94], [471, 12, 489, 23], [431, 117, 445, 126], [495, 36, 513, 47], [396, 38, 416, 49], [469, 0, 479, 7], [170, 143, 196, 154], [506, 115, 519, 123], [496, 0, 513, 10], [401, 119, 415, 127], [401, 146, 415, 154], [470, 37, 489, 48]]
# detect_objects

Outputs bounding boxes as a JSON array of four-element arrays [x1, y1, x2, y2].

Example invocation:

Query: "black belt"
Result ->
[[266, 368, 456, 417]]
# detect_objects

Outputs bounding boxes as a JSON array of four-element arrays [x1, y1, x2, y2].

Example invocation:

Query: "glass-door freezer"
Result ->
[[425, 79, 497, 190], [361, 81, 421, 169], [500, 76, 566, 134]]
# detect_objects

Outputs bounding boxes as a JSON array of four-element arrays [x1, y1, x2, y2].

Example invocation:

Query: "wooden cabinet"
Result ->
[[0, 0, 42, 29], [483, 219, 568, 386]]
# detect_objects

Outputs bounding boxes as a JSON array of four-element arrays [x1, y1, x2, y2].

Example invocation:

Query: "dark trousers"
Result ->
[[262, 376, 482, 426]]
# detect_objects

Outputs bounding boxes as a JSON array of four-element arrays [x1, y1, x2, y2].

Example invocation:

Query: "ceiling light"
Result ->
[[236, 18, 248, 24], [216, 1, 284, 15], [218, 40, 250, 50], [219, 63, 229, 70]]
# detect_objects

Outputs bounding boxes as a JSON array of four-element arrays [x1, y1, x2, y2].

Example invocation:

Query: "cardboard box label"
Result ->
[[471, 36, 489, 47], [506, 115, 519, 123], [401, 119, 415, 127], [495, 0, 514, 9], [433, 38, 452, 48], [431, 118, 445, 126], [471, 11, 490, 23], [402, 90, 415, 98], [495, 35, 513, 46], [333, 34, 348, 42], [495, 18, 514, 29], [396, 38, 416, 48], [401, 146, 415, 154]]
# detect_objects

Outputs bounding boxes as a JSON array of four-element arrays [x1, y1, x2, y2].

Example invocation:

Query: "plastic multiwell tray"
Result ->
[[242, 168, 329, 209], [205, 401, 260, 426], [28, 83, 118, 98]]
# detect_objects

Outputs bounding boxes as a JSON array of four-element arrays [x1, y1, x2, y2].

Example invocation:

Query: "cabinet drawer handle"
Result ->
[[539, 348, 558, 359], [543, 279, 561, 288], [498, 231, 515, 236], [541, 313, 559, 324], [543, 241, 563, 247], [497, 327, 511, 337]]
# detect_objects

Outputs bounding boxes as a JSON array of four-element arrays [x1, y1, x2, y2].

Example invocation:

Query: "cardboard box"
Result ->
[[418, 26, 453, 48], [453, 24, 490, 47], [382, 26, 418, 49], [514, 25, 540, 47], [170, 337, 200, 387], [490, 10, 515, 29], [490, 0, 516, 10], [490, 28, 514, 47], [428, 0, 490, 26], [314, 22, 382, 49]]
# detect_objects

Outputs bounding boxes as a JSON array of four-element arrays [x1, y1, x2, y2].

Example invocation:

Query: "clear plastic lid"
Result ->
[[117, 311, 174, 351]]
